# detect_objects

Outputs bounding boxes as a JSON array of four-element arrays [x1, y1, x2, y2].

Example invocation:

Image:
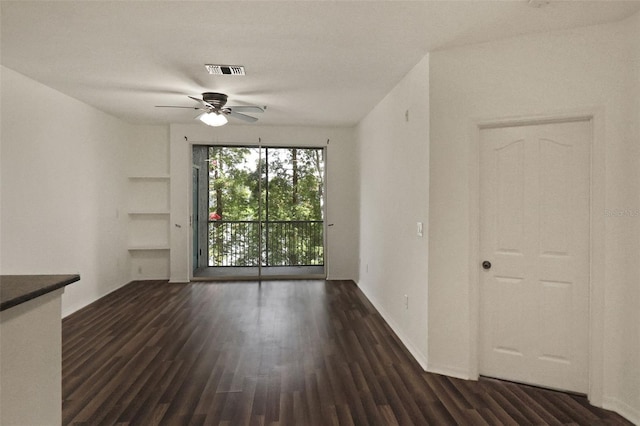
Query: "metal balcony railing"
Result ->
[[208, 220, 324, 267]]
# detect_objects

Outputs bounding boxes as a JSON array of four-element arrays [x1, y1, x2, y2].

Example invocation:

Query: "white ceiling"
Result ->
[[2, 1, 639, 128]]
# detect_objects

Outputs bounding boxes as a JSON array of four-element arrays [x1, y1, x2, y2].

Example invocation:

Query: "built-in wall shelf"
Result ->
[[128, 211, 170, 216], [127, 133, 171, 280], [128, 177, 170, 213], [128, 246, 171, 251], [127, 172, 171, 279], [128, 175, 170, 180]]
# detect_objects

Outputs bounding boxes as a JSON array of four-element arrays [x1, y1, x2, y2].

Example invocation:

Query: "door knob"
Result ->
[[482, 261, 492, 270]]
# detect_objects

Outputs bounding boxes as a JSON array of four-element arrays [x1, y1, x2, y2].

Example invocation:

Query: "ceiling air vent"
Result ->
[[204, 64, 246, 75]]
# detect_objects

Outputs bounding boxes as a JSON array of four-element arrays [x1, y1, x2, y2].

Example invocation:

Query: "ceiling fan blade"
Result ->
[[228, 110, 259, 123], [155, 105, 201, 109], [188, 96, 214, 108], [228, 106, 264, 114]]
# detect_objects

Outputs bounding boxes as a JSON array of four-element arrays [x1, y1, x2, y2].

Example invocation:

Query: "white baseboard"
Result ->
[[62, 279, 129, 318], [426, 363, 473, 381], [356, 283, 429, 370], [603, 396, 640, 425], [358, 282, 474, 381]]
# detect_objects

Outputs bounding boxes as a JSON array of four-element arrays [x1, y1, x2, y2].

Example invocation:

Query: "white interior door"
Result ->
[[479, 119, 591, 394]]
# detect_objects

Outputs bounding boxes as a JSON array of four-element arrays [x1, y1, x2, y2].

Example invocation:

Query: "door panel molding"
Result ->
[[468, 108, 606, 405]]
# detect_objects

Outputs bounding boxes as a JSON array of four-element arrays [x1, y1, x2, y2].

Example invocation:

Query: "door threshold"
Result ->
[[191, 274, 326, 282]]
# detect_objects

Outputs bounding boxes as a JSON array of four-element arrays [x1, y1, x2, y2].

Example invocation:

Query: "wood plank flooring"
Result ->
[[62, 280, 631, 425]]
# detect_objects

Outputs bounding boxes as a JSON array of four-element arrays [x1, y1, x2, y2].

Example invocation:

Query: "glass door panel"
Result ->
[[192, 166, 200, 273], [264, 148, 325, 275], [193, 145, 325, 279], [207, 146, 263, 279]]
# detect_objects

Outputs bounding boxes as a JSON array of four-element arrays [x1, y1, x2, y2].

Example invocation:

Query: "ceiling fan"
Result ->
[[156, 92, 264, 127]]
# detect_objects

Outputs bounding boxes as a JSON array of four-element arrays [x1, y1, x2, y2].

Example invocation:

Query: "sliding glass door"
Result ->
[[264, 148, 325, 270], [208, 146, 263, 277], [192, 145, 325, 279]]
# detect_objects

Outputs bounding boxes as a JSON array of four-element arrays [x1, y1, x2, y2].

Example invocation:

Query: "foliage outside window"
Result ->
[[208, 146, 325, 267]]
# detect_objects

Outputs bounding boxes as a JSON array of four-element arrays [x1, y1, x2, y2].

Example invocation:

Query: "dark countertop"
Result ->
[[0, 275, 80, 312]]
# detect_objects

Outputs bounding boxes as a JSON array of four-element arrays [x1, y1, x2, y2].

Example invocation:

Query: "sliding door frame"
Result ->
[[190, 143, 328, 281]]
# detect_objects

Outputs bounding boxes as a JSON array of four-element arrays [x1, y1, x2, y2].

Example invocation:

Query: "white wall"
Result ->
[[356, 56, 430, 368], [168, 123, 358, 282], [428, 15, 640, 422], [625, 9, 640, 422], [0, 67, 133, 316], [128, 125, 170, 177]]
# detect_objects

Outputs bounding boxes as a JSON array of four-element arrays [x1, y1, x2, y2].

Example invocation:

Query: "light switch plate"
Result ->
[[417, 222, 423, 237]]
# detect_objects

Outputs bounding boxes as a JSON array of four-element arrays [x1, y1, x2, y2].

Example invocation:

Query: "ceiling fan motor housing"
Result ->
[[202, 92, 228, 109]]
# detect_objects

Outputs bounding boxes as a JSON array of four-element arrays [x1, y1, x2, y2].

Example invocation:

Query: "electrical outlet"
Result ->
[[417, 222, 423, 237], [404, 294, 409, 309]]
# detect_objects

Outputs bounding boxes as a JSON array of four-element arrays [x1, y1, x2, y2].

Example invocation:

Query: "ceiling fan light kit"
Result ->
[[156, 92, 264, 127], [197, 111, 228, 127]]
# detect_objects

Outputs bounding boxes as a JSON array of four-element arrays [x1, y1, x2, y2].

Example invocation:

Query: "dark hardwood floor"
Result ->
[[62, 280, 631, 425]]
